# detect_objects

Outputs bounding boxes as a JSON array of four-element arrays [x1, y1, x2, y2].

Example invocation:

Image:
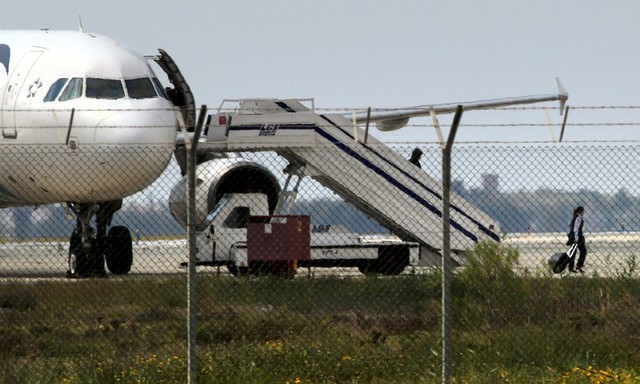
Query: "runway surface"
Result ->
[[0, 239, 188, 278], [0, 232, 638, 279], [504, 231, 640, 277]]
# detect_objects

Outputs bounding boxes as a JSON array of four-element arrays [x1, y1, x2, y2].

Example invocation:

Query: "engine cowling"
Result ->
[[376, 117, 410, 131], [169, 155, 281, 230]]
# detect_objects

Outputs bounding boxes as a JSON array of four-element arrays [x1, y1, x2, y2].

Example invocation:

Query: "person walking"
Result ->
[[567, 206, 587, 273]]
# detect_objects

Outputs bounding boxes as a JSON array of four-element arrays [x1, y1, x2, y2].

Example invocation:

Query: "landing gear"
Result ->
[[68, 229, 106, 278], [105, 226, 133, 275], [66, 200, 133, 278]]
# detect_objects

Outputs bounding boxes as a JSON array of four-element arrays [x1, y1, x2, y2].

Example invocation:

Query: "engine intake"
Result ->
[[169, 156, 281, 230]]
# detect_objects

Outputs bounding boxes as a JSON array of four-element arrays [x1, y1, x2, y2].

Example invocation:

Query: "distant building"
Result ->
[[482, 174, 500, 192], [452, 180, 467, 197]]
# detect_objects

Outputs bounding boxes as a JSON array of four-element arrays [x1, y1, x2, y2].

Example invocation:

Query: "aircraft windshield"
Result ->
[[58, 78, 83, 101], [43, 77, 167, 102], [44, 78, 68, 102], [86, 78, 125, 99], [125, 78, 157, 99]]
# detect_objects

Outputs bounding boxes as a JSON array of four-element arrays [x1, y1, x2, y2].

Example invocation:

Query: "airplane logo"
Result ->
[[27, 77, 42, 98]]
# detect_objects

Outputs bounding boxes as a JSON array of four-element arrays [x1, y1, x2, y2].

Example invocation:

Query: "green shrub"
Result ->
[[459, 240, 520, 282]]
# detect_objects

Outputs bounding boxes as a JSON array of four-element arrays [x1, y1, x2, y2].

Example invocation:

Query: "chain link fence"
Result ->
[[1, 140, 639, 382]]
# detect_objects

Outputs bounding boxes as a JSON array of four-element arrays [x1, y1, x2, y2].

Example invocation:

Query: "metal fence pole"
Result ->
[[442, 106, 463, 384], [187, 105, 207, 384]]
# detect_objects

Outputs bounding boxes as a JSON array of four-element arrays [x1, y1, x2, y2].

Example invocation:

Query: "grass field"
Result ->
[[1, 242, 639, 383]]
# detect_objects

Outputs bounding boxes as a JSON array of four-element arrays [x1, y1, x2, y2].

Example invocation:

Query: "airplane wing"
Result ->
[[352, 78, 569, 131]]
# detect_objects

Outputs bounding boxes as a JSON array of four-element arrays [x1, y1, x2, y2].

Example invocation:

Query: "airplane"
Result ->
[[1, 28, 568, 278], [0, 29, 191, 277]]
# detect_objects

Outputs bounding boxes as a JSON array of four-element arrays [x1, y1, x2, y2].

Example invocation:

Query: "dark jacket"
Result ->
[[567, 213, 584, 245]]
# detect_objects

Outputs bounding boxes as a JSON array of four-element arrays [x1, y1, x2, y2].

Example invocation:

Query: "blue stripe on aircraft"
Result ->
[[229, 123, 484, 243], [0, 44, 10, 75]]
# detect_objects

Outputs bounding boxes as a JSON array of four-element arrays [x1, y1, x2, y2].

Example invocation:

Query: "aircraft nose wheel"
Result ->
[[67, 226, 134, 277], [66, 201, 133, 278], [104, 226, 133, 275], [67, 230, 107, 278]]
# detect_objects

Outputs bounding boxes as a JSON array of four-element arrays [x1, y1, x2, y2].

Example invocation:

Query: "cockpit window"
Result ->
[[43, 78, 68, 102], [125, 78, 157, 99], [59, 78, 83, 101], [86, 78, 125, 99], [42, 77, 168, 101]]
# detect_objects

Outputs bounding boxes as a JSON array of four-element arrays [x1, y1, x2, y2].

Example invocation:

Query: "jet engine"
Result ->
[[169, 155, 281, 230], [376, 117, 410, 131]]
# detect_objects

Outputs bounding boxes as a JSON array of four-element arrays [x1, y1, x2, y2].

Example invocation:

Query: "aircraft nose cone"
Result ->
[[87, 109, 178, 199], [95, 110, 177, 145]]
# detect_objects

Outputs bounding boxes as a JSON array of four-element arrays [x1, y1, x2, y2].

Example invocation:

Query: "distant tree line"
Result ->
[[294, 181, 639, 236], [454, 179, 638, 234], [1, 180, 636, 240], [0, 205, 184, 240]]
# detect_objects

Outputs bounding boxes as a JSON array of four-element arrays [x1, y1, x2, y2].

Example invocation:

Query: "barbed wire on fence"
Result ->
[[11, 104, 640, 112]]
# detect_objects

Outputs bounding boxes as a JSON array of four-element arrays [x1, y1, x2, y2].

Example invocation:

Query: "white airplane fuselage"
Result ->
[[0, 30, 178, 207]]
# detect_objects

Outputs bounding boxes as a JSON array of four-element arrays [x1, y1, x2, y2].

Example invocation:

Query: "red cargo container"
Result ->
[[247, 215, 310, 263]]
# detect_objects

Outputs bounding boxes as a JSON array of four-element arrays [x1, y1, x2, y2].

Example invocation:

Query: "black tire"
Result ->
[[68, 231, 106, 278], [248, 260, 266, 276], [105, 226, 133, 275], [376, 245, 410, 275], [357, 261, 377, 275], [227, 263, 248, 276], [357, 245, 410, 276]]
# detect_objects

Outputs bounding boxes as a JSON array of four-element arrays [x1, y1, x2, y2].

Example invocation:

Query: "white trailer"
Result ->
[[191, 193, 419, 276]]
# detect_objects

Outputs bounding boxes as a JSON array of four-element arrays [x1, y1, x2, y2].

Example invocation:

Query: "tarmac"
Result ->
[[0, 232, 638, 279]]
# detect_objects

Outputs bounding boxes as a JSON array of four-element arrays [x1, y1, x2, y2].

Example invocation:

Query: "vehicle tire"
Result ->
[[248, 260, 266, 275], [105, 226, 133, 275], [227, 263, 248, 276], [376, 245, 410, 275], [357, 260, 377, 275]]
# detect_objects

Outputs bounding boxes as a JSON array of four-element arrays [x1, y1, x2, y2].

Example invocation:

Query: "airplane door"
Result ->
[[2, 50, 43, 139]]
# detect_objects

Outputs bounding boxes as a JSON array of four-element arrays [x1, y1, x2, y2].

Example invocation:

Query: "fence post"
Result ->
[[187, 105, 207, 384], [441, 105, 463, 384]]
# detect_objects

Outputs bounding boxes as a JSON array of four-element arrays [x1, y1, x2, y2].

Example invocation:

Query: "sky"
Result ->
[[3, 0, 640, 143]]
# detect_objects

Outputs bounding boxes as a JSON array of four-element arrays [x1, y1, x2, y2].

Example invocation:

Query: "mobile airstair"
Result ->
[[200, 98, 500, 262]]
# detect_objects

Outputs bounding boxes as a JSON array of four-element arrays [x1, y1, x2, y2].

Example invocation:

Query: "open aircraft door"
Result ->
[[149, 49, 196, 174]]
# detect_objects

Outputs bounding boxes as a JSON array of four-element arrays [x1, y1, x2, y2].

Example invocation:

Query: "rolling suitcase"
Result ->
[[549, 243, 578, 274]]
